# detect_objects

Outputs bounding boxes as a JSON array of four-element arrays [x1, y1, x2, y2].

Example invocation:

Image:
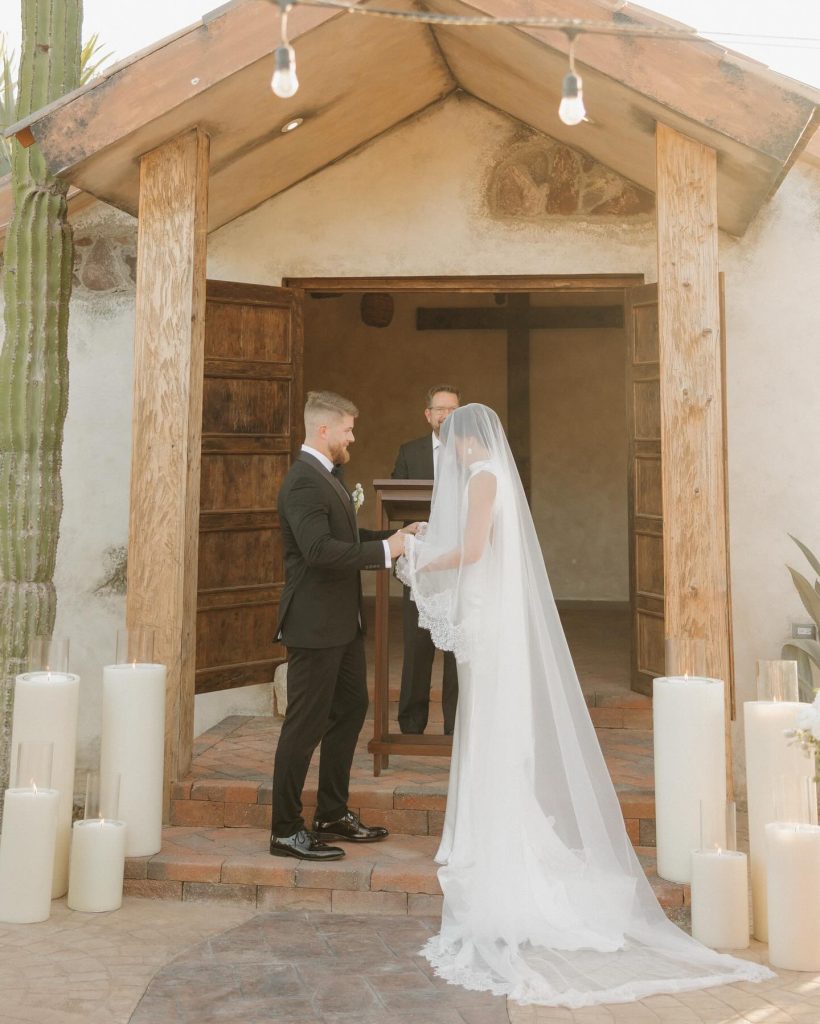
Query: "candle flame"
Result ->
[[31, 780, 38, 795]]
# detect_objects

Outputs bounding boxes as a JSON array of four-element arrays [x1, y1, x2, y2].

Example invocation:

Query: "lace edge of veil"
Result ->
[[395, 553, 471, 664]]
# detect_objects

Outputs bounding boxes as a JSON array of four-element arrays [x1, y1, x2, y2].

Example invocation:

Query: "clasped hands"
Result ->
[[387, 521, 425, 558]]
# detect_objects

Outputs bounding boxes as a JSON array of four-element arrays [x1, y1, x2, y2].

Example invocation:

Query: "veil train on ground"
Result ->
[[397, 403, 773, 1008]]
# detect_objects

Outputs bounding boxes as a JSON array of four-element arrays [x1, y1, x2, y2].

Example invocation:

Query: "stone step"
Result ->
[[124, 828, 688, 927]]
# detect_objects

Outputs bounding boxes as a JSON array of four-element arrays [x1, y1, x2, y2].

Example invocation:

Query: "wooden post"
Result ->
[[655, 123, 733, 795], [127, 129, 209, 816]]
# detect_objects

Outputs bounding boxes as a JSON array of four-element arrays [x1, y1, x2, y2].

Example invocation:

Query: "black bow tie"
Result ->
[[331, 464, 343, 478]]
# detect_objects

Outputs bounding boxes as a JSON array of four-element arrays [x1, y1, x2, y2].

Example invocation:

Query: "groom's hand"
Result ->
[[401, 522, 423, 535], [387, 531, 406, 558]]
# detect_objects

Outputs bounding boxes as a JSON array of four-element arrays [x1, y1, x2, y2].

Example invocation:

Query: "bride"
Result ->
[[396, 403, 773, 1008]]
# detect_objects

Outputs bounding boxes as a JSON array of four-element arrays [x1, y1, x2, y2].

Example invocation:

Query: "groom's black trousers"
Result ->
[[271, 633, 368, 838]]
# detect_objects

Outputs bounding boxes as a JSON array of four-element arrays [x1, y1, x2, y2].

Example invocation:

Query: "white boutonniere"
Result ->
[[352, 483, 365, 514]]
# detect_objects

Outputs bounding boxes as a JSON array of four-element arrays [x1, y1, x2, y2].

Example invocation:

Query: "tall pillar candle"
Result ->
[[744, 700, 811, 940], [653, 676, 726, 883], [10, 672, 80, 897], [765, 823, 820, 971], [100, 662, 166, 856]]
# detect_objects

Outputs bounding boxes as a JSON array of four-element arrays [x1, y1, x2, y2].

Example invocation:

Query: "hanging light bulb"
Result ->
[[558, 36, 586, 126], [271, 1, 299, 98], [272, 44, 299, 98]]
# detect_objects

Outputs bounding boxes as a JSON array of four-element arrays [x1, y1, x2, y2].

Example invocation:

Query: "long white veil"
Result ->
[[397, 404, 771, 1008]]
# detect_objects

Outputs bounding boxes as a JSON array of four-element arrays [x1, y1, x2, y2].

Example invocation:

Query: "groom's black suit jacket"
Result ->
[[392, 434, 434, 481], [275, 452, 392, 649]]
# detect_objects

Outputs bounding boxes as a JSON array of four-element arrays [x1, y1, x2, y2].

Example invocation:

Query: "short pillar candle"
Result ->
[[690, 800, 749, 949], [0, 743, 59, 924], [653, 674, 726, 883], [67, 773, 126, 913], [765, 822, 820, 971]]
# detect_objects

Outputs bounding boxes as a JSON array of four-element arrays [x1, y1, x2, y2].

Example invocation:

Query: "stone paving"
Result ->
[[1, 899, 818, 1024]]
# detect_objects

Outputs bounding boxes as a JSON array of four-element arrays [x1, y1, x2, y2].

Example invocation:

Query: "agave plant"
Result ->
[[783, 535, 820, 702]]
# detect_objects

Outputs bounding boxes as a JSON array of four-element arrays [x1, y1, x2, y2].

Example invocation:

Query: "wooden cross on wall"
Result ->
[[416, 294, 624, 499]]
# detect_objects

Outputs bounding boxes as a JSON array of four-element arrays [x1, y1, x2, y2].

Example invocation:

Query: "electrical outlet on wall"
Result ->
[[791, 622, 818, 640]]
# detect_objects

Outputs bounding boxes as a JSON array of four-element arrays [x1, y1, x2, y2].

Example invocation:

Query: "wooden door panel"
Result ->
[[196, 280, 303, 694], [626, 283, 663, 694], [200, 452, 290, 511], [202, 378, 291, 434]]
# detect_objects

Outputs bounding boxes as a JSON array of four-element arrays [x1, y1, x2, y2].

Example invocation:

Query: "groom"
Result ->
[[270, 390, 409, 861]]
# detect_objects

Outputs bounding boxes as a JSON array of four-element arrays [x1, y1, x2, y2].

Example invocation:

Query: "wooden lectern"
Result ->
[[368, 479, 453, 775]]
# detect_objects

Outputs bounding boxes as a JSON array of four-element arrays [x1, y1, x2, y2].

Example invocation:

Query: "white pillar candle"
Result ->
[[67, 819, 127, 913], [690, 849, 749, 949], [100, 663, 166, 857], [743, 700, 812, 941], [0, 787, 60, 923], [765, 822, 820, 971], [653, 676, 726, 883], [10, 671, 80, 898]]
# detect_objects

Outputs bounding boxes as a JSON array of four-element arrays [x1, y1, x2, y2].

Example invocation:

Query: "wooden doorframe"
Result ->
[[284, 274, 643, 293]]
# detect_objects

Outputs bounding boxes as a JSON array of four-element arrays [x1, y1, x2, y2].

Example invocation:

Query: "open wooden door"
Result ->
[[626, 284, 664, 695], [196, 281, 304, 693]]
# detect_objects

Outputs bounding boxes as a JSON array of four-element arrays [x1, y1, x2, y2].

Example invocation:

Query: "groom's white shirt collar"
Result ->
[[301, 443, 334, 473]]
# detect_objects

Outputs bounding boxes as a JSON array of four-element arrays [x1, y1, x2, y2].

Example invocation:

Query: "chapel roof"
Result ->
[[5, 0, 820, 237]]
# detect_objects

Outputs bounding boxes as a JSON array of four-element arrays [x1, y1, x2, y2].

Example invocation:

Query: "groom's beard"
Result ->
[[328, 442, 351, 466]]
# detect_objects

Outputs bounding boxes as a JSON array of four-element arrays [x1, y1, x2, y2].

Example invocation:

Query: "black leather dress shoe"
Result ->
[[270, 829, 345, 861], [313, 811, 389, 843]]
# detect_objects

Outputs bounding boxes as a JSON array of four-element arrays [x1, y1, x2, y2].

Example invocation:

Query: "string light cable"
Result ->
[[264, 0, 820, 118]]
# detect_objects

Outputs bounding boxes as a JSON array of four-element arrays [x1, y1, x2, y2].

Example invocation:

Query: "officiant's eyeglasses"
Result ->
[[428, 405, 458, 413]]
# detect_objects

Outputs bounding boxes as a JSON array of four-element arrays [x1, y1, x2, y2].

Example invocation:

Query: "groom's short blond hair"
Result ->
[[304, 391, 359, 434]]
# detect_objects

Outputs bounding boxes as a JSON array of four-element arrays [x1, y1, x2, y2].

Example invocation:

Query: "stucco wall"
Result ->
[[3, 92, 819, 788]]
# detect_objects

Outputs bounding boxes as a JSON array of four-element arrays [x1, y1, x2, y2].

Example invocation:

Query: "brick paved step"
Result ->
[[169, 775, 656, 847], [175, 716, 657, 846], [366, 688, 652, 729], [125, 829, 688, 928]]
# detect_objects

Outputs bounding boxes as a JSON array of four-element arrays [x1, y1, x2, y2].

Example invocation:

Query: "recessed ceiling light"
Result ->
[[280, 117, 304, 133]]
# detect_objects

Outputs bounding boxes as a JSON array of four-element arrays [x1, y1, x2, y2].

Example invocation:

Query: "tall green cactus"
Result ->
[[0, 1, 82, 810]]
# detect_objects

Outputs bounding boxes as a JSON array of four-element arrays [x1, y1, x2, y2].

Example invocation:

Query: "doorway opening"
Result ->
[[287, 274, 647, 734]]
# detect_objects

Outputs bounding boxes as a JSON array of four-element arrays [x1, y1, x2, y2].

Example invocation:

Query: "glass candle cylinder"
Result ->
[[756, 660, 799, 702], [0, 742, 59, 923], [664, 637, 707, 678]]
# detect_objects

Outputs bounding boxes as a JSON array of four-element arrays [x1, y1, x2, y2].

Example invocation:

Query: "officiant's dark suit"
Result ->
[[393, 435, 459, 734], [271, 449, 393, 848]]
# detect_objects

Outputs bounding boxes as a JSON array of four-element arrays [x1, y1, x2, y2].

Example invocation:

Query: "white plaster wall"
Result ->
[[719, 163, 820, 780], [207, 95, 657, 283]]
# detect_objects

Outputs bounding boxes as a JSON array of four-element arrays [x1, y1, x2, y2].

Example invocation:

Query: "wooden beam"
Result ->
[[286, 275, 643, 293], [417, 305, 624, 331], [507, 294, 531, 501], [126, 129, 209, 816], [655, 123, 733, 794]]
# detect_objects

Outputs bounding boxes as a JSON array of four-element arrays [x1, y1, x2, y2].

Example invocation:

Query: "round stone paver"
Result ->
[[130, 911, 512, 1024]]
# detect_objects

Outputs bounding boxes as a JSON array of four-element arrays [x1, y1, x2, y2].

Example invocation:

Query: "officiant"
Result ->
[[391, 385, 461, 734]]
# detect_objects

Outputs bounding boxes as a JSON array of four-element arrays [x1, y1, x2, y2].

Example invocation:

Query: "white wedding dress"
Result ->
[[397, 404, 773, 1008]]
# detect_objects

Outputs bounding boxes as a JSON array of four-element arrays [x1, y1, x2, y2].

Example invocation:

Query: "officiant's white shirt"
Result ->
[[302, 444, 390, 567]]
